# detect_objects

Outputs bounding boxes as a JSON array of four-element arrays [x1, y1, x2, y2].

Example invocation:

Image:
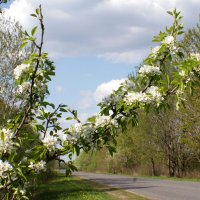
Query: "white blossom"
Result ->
[[95, 114, 118, 128], [121, 79, 135, 91], [34, 81, 47, 94], [146, 86, 164, 102], [124, 87, 163, 105], [17, 81, 31, 94], [190, 53, 200, 61], [162, 35, 178, 54], [138, 65, 161, 76], [42, 135, 58, 152], [13, 64, 30, 80], [69, 123, 83, 134], [179, 70, 186, 77], [81, 124, 95, 144], [0, 128, 15, 153], [0, 160, 13, 179], [19, 189, 26, 196], [151, 46, 160, 55], [28, 160, 46, 173], [67, 123, 83, 142], [124, 92, 147, 104], [102, 94, 122, 105], [162, 35, 174, 45]]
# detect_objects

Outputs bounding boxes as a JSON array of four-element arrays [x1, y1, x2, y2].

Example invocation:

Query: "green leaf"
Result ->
[[35, 8, 40, 15], [30, 13, 37, 17], [167, 10, 173, 16], [31, 26, 38, 36], [66, 117, 73, 121], [20, 42, 28, 49], [60, 108, 68, 112]]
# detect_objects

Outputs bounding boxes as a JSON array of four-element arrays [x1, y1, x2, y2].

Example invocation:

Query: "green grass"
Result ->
[[33, 173, 148, 200]]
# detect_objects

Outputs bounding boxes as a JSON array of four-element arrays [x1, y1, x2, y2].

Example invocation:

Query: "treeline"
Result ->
[[76, 92, 200, 177], [75, 20, 200, 178]]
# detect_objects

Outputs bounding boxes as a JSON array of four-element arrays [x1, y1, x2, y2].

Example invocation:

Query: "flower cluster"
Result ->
[[151, 46, 160, 55], [162, 35, 177, 53], [34, 82, 47, 94], [0, 160, 13, 179], [146, 86, 164, 102], [124, 92, 146, 105], [81, 124, 95, 144], [102, 94, 122, 105], [42, 135, 58, 152], [67, 123, 83, 143], [179, 70, 186, 77], [124, 86, 163, 105], [138, 65, 161, 77], [95, 114, 118, 128], [190, 53, 200, 61], [0, 128, 15, 153], [13, 64, 30, 80], [162, 35, 174, 45], [28, 160, 46, 173], [69, 123, 83, 134], [17, 81, 31, 94], [121, 79, 135, 91]]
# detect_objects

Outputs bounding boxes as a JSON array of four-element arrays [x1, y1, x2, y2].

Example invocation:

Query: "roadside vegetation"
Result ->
[[33, 173, 148, 200], [76, 20, 200, 179]]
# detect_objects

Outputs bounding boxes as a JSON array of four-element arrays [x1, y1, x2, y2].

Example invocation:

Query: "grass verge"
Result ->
[[33, 173, 149, 200]]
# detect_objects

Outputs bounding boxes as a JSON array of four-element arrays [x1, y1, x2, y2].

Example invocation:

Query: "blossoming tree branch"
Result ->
[[0, 5, 200, 200]]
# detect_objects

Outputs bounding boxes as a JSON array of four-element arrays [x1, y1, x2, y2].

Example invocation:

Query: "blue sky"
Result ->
[[3, 0, 200, 122], [48, 56, 134, 120]]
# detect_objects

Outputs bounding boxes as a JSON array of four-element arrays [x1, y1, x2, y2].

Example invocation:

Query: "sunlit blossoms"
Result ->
[[179, 70, 186, 77], [121, 79, 135, 91], [81, 124, 95, 144], [69, 123, 83, 134], [151, 46, 160, 55], [13, 64, 30, 80], [0, 160, 13, 179], [162, 35, 178, 53], [102, 94, 122, 105], [95, 114, 118, 128], [162, 35, 174, 45], [190, 53, 200, 61], [28, 160, 46, 173], [17, 81, 31, 94], [67, 123, 83, 143], [124, 92, 146, 105], [146, 86, 164, 103], [0, 128, 15, 153], [124, 86, 163, 105], [138, 65, 161, 76], [42, 135, 58, 152], [34, 82, 47, 94]]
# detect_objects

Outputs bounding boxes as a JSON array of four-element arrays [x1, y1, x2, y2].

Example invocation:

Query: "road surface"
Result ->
[[72, 172, 200, 200]]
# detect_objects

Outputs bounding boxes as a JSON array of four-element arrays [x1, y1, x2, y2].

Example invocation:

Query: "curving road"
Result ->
[[72, 172, 200, 200]]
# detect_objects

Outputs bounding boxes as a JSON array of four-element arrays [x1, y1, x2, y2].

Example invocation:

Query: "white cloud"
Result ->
[[94, 79, 125, 103], [99, 48, 149, 64], [5, 0, 200, 64], [78, 79, 125, 110]]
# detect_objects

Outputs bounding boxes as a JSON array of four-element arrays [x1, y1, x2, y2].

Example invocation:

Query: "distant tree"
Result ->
[[183, 18, 200, 54], [0, 12, 30, 119]]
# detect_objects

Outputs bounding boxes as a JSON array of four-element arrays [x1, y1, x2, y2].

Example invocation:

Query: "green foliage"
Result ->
[[1, 5, 200, 200], [77, 17, 200, 178]]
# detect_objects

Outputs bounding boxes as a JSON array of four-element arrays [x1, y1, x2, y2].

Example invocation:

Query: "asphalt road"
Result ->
[[72, 172, 200, 200]]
